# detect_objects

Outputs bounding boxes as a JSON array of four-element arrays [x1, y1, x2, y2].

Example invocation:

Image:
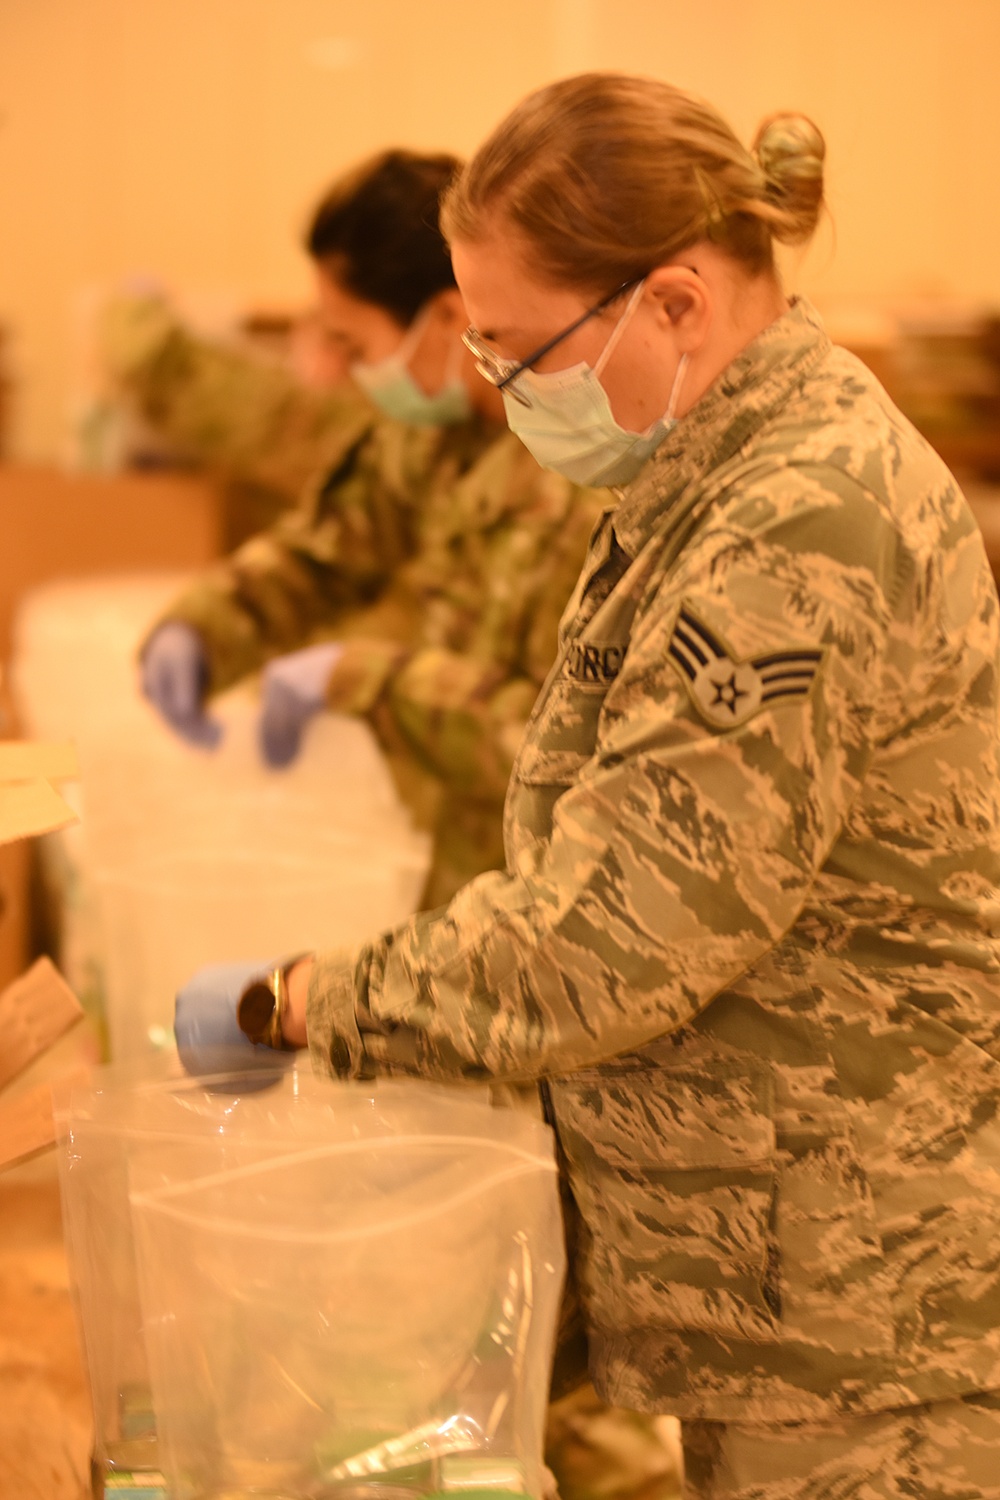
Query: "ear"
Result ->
[[643, 266, 712, 353]]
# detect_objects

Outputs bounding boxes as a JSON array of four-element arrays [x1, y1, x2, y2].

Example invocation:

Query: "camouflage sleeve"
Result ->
[[326, 640, 540, 800], [101, 293, 375, 503], [305, 475, 893, 1084], [147, 420, 445, 692], [322, 483, 607, 801]]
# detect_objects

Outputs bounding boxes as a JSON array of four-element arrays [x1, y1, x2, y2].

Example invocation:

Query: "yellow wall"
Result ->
[[1, 0, 999, 460]]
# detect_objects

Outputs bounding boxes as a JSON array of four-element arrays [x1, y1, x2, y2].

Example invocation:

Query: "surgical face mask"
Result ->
[[502, 281, 688, 488], [352, 303, 472, 426]]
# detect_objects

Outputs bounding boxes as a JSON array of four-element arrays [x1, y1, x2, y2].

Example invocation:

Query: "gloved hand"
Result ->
[[174, 959, 291, 1077], [141, 622, 222, 748], [258, 641, 344, 768]]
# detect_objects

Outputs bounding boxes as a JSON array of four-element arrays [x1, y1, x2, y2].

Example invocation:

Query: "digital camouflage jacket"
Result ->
[[115, 299, 607, 906], [306, 300, 1000, 1422]]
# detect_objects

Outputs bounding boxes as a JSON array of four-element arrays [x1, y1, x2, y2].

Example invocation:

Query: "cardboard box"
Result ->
[[0, 464, 224, 987]]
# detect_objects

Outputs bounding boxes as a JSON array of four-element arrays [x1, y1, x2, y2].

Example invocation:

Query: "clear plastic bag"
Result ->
[[57, 1059, 317, 1477], [58, 1064, 565, 1500]]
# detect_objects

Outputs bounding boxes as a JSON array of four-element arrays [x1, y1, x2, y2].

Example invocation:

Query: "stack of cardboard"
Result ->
[[0, 740, 94, 1500], [0, 739, 84, 1171]]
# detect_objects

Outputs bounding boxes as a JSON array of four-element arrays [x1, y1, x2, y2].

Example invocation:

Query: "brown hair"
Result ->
[[440, 74, 825, 293], [307, 148, 462, 325]]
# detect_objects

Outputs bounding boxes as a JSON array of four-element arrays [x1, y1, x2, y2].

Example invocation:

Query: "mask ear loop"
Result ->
[[390, 301, 433, 368], [395, 301, 465, 397], [664, 352, 688, 421], [593, 280, 646, 378], [592, 280, 689, 426], [353, 301, 433, 382]]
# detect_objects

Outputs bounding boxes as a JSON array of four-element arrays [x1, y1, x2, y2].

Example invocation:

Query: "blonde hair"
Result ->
[[441, 73, 825, 292]]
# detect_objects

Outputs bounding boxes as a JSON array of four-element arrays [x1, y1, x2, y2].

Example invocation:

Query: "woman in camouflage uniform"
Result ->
[[133, 148, 677, 1500], [182, 76, 1000, 1496]]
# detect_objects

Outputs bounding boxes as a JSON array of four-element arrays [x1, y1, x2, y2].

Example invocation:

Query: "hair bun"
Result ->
[[752, 112, 825, 244]]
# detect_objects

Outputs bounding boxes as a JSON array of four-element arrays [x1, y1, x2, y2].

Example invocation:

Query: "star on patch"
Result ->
[[668, 604, 824, 729]]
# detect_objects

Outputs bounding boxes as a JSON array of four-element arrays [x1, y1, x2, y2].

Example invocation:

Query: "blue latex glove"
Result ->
[[174, 960, 291, 1077], [141, 621, 222, 748], [259, 642, 344, 768]]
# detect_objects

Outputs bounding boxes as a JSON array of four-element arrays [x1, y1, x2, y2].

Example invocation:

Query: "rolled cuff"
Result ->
[[324, 637, 410, 717], [306, 946, 369, 1078], [140, 600, 268, 697]]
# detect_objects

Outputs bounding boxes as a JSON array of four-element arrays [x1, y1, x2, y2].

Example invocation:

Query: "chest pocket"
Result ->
[[548, 1049, 780, 1343]]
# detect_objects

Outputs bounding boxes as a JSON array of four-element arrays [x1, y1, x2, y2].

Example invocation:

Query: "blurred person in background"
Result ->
[[110, 148, 605, 912], [180, 73, 1000, 1497], [106, 146, 681, 1500]]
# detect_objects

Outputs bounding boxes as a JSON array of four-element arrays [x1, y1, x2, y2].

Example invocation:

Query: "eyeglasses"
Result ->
[[462, 275, 645, 407]]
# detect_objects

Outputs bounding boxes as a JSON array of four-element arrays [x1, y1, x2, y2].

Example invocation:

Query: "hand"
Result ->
[[258, 642, 344, 768], [174, 959, 292, 1076], [141, 622, 222, 748]]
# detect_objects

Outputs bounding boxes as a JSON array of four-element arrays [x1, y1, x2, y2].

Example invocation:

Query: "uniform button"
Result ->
[[329, 1036, 352, 1074]]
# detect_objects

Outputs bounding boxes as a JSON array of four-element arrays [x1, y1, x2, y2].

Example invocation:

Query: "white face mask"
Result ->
[[352, 302, 471, 426], [502, 281, 688, 488]]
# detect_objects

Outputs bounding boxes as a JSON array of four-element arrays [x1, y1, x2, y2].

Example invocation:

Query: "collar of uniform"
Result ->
[[611, 297, 831, 559], [393, 410, 508, 539], [436, 422, 549, 540], [587, 507, 619, 567]]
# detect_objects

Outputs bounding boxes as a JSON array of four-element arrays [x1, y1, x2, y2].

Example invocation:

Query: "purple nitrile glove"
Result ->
[[258, 641, 344, 768], [140, 621, 222, 748]]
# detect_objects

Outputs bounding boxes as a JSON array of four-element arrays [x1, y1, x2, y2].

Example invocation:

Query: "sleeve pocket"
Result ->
[[513, 678, 609, 788]]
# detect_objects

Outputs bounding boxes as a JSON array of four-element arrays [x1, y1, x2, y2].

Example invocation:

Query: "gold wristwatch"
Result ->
[[237, 962, 298, 1049]]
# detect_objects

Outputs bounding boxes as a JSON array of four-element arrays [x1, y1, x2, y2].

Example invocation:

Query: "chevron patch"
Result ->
[[668, 603, 824, 729]]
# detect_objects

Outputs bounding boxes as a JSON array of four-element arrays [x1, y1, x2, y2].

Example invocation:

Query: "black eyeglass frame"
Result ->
[[462, 274, 646, 406]]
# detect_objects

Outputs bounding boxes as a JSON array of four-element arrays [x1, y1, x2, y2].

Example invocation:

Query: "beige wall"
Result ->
[[1, 0, 998, 461]]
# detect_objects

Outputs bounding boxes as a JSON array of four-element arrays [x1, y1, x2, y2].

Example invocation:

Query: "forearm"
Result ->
[[300, 767, 821, 1087], [326, 641, 540, 801], [103, 296, 375, 502], [146, 502, 404, 694], [147, 571, 280, 693]]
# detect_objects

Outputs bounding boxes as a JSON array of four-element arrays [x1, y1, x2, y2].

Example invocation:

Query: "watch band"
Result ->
[[237, 964, 291, 1049]]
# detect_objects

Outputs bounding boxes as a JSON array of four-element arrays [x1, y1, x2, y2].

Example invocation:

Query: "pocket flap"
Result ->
[[553, 1060, 775, 1171]]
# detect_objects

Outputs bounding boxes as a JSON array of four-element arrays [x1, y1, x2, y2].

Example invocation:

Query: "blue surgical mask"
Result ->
[[502, 281, 688, 488], [352, 303, 471, 426]]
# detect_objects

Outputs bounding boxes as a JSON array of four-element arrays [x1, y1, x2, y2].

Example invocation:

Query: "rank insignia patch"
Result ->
[[668, 604, 824, 729]]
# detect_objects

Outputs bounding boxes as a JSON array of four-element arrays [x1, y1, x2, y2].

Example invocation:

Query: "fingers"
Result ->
[[177, 713, 223, 749], [258, 679, 313, 768], [141, 623, 222, 749], [255, 642, 343, 766]]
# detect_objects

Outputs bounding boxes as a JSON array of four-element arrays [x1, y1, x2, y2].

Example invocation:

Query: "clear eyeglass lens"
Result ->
[[462, 328, 533, 405], [474, 356, 502, 384], [463, 329, 512, 384]]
